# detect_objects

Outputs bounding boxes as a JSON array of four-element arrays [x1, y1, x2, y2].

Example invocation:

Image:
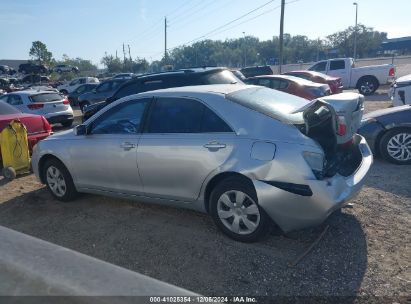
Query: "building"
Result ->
[[381, 36, 411, 55]]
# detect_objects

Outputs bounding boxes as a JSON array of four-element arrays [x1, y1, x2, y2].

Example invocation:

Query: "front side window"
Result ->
[[70, 79, 79, 86], [90, 99, 149, 135], [309, 62, 327, 72], [257, 79, 271, 88], [75, 85, 87, 94], [330, 60, 345, 70], [147, 98, 232, 133]]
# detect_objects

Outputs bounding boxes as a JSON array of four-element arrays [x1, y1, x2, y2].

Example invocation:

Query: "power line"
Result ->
[[181, 0, 278, 46]]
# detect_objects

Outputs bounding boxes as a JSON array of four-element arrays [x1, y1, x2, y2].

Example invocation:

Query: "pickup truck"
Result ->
[[307, 58, 395, 95]]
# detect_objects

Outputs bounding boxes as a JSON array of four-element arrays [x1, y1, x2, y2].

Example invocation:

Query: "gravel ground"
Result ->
[[0, 89, 410, 300]]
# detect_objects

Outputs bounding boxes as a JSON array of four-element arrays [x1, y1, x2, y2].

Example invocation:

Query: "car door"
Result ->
[[328, 60, 349, 87], [137, 96, 236, 202], [69, 98, 151, 194]]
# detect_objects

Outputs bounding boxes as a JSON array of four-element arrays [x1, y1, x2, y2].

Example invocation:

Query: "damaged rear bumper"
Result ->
[[253, 134, 373, 232]]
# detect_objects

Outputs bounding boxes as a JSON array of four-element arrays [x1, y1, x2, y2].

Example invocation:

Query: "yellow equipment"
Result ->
[[0, 120, 31, 180]]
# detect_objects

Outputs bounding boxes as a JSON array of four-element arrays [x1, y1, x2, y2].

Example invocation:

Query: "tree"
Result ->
[[29, 41, 53, 65], [100, 53, 123, 73]]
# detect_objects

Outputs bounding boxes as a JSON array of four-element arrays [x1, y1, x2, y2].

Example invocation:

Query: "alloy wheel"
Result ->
[[46, 166, 67, 197], [217, 190, 260, 235], [387, 133, 411, 162], [360, 81, 374, 95]]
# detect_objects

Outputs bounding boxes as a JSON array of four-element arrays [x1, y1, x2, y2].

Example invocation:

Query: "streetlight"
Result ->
[[353, 2, 358, 60], [242, 31, 247, 67]]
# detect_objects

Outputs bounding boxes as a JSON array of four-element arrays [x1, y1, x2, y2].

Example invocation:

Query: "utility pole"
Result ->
[[353, 2, 358, 61], [279, 0, 285, 73], [242, 32, 247, 67], [164, 17, 168, 63], [122, 43, 126, 71], [128, 44, 132, 61]]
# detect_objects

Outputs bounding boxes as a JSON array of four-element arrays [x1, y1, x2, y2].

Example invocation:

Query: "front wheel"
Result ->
[[380, 128, 411, 165], [43, 158, 78, 201], [210, 177, 270, 242]]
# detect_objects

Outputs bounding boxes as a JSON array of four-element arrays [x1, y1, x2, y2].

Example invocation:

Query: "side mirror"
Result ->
[[74, 124, 88, 136]]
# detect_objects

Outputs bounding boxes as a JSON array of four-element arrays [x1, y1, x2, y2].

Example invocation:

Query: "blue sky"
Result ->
[[0, 0, 410, 66]]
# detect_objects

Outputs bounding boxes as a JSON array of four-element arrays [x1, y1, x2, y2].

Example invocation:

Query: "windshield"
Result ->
[[31, 93, 63, 103], [227, 86, 309, 123], [0, 100, 21, 114]]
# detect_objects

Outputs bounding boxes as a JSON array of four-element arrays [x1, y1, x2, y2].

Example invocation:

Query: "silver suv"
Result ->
[[32, 85, 372, 242]]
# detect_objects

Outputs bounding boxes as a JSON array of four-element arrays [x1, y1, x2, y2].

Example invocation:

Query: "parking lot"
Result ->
[[0, 87, 409, 298]]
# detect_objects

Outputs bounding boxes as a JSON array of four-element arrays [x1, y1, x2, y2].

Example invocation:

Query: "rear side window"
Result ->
[[330, 60, 345, 70], [199, 70, 240, 85], [142, 80, 164, 91], [7, 95, 23, 105], [147, 98, 232, 133], [31, 93, 62, 103]]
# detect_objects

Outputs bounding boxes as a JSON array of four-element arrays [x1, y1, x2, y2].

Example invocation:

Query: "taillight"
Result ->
[[27, 103, 44, 110], [41, 116, 52, 133], [63, 97, 70, 105], [337, 115, 347, 136], [389, 67, 395, 77]]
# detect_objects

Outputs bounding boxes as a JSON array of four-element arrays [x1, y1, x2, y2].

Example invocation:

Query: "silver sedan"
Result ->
[[32, 84, 373, 242]]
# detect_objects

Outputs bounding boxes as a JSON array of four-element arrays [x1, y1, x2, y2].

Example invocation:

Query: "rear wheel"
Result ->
[[357, 76, 379, 95], [210, 177, 270, 242], [43, 158, 78, 201], [80, 101, 90, 112], [60, 89, 68, 95], [380, 128, 411, 165]]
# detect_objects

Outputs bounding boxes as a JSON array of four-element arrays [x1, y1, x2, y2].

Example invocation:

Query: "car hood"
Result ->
[[363, 105, 411, 119]]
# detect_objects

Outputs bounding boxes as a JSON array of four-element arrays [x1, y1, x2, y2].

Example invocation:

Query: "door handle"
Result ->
[[203, 142, 226, 150], [120, 142, 136, 150]]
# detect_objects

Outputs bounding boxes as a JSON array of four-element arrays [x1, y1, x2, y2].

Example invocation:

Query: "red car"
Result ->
[[245, 75, 331, 100], [283, 70, 343, 94], [0, 101, 52, 152]]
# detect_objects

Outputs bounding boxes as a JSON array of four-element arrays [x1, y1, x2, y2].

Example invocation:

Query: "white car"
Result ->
[[0, 90, 74, 127], [57, 77, 99, 95], [389, 74, 411, 106], [54, 64, 79, 73], [308, 58, 395, 95]]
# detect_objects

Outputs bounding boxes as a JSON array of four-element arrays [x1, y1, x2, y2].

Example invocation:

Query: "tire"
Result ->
[[2, 167, 16, 180], [379, 128, 411, 165], [61, 121, 73, 128], [60, 90, 68, 95], [209, 177, 270, 242], [43, 158, 78, 201], [357, 76, 379, 96], [80, 101, 90, 113]]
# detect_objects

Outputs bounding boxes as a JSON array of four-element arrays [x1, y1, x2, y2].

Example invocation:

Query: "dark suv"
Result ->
[[240, 66, 273, 78], [18, 63, 49, 74], [83, 67, 241, 121]]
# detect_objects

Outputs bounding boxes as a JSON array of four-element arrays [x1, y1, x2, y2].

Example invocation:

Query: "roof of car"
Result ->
[[136, 83, 247, 96], [252, 74, 322, 86], [137, 67, 227, 79], [285, 70, 338, 80]]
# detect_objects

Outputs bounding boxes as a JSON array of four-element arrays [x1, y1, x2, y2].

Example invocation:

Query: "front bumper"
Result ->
[[254, 134, 373, 232]]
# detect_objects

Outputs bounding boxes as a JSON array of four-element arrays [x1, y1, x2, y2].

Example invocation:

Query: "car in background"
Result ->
[[0, 101, 52, 151], [389, 74, 411, 107], [231, 70, 246, 81], [67, 83, 99, 106], [78, 79, 128, 111], [244, 75, 331, 100], [112, 73, 135, 80], [359, 105, 411, 165], [0, 78, 17, 93], [21, 74, 50, 84], [53, 64, 79, 73], [0, 91, 74, 127], [308, 58, 395, 95], [32, 84, 372, 242], [57, 77, 99, 95], [18, 63, 48, 74], [82, 67, 242, 121], [0, 65, 16, 75], [240, 66, 273, 78], [283, 70, 343, 94]]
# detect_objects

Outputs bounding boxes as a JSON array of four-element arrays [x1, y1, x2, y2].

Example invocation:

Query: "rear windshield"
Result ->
[[240, 66, 273, 78], [0, 101, 21, 114], [31, 93, 63, 103], [199, 70, 241, 85], [226, 86, 308, 124]]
